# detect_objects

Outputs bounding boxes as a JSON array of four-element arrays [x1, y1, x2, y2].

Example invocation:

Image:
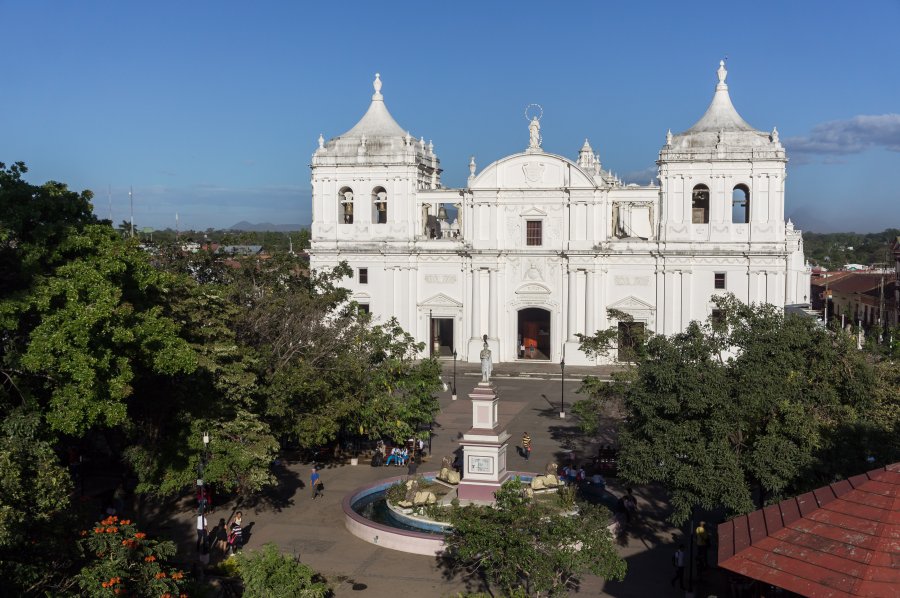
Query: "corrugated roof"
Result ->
[[718, 463, 900, 597]]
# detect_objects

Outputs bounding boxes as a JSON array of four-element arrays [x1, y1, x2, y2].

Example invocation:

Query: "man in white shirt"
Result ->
[[196, 512, 208, 552]]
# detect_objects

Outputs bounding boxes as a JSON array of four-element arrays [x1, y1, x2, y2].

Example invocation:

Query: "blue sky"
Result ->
[[1, 1, 898, 233]]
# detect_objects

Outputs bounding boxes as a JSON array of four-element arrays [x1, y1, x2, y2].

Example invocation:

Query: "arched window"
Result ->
[[691, 184, 709, 224], [732, 184, 750, 224], [372, 187, 387, 224], [339, 187, 354, 224]]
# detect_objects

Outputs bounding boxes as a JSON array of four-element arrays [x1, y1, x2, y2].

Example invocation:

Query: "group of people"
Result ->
[[671, 521, 711, 590], [385, 446, 411, 466], [195, 509, 245, 568]]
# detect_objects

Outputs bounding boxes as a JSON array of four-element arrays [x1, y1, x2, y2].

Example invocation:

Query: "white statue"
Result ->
[[480, 335, 492, 382], [528, 117, 541, 149]]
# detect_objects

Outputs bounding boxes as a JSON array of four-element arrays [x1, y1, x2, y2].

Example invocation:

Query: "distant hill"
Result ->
[[803, 228, 899, 268], [230, 221, 306, 232]]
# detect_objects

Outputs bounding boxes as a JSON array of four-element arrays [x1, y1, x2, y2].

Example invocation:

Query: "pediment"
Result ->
[[515, 283, 552, 295], [353, 292, 371, 299], [608, 295, 655, 312], [420, 293, 462, 307], [520, 207, 548, 218]]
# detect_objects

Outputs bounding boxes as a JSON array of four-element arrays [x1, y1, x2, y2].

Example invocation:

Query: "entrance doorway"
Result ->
[[430, 317, 454, 357], [617, 321, 645, 361], [517, 308, 551, 360]]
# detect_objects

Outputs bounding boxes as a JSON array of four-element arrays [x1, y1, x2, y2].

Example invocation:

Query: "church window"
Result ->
[[357, 303, 370, 314], [359, 268, 368, 284], [339, 187, 354, 224], [714, 272, 726, 289], [372, 187, 388, 224], [732, 184, 750, 223], [711, 308, 726, 327], [526, 221, 542, 246], [692, 185, 710, 224]]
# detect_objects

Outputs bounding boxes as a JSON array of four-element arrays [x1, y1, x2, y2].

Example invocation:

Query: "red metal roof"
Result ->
[[718, 463, 900, 597]]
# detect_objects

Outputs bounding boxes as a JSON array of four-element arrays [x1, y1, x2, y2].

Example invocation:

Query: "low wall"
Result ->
[[342, 475, 446, 556]]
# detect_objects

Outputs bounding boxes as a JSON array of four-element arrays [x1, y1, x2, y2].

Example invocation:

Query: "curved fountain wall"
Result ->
[[342, 474, 446, 556]]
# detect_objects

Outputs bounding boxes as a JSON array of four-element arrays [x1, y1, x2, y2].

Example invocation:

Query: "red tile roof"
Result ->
[[829, 273, 896, 295], [718, 463, 900, 597]]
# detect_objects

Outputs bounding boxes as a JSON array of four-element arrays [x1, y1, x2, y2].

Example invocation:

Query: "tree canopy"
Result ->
[[575, 294, 897, 525], [0, 162, 441, 592], [443, 478, 626, 597]]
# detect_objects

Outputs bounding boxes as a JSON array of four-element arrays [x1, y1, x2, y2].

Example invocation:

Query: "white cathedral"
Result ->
[[308, 62, 810, 365]]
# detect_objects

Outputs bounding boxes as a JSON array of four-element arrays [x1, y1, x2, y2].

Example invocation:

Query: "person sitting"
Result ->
[[591, 473, 606, 488], [576, 467, 586, 484], [400, 448, 409, 465]]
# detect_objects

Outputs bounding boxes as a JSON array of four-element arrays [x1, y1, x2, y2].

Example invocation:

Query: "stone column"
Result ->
[[488, 269, 498, 339], [585, 269, 595, 335], [567, 269, 578, 342], [471, 268, 481, 339]]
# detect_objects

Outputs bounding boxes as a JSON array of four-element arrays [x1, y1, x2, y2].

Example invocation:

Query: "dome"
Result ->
[[669, 61, 773, 150], [318, 74, 421, 159]]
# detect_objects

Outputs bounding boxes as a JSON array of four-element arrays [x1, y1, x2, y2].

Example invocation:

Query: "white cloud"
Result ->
[[784, 114, 900, 161], [620, 165, 658, 185]]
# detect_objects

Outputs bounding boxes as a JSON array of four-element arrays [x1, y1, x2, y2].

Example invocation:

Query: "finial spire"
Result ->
[[717, 60, 728, 88], [372, 73, 383, 100], [317, 133, 324, 149], [469, 155, 476, 177]]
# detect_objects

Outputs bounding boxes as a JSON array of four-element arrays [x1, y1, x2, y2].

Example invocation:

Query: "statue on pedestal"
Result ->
[[480, 334, 492, 383]]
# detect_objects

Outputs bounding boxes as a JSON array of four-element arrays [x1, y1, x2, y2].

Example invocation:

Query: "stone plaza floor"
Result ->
[[163, 362, 727, 597]]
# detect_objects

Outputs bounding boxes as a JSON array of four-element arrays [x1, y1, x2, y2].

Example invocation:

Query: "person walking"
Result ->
[[227, 512, 243, 555], [671, 544, 686, 589], [311, 468, 324, 500], [195, 511, 208, 553], [695, 521, 710, 572], [522, 432, 532, 461]]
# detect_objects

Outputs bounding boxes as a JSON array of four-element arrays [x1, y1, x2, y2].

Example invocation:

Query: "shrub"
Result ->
[[76, 516, 187, 597], [236, 543, 329, 597]]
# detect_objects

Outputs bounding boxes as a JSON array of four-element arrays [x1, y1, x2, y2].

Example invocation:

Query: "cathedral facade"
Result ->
[[308, 63, 810, 365]]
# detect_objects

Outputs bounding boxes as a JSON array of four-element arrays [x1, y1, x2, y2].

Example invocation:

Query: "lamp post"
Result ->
[[451, 349, 458, 400], [197, 431, 210, 546], [559, 357, 566, 419]]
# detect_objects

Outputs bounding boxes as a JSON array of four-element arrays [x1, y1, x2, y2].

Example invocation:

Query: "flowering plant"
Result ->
[[77, 516, 187, 597]]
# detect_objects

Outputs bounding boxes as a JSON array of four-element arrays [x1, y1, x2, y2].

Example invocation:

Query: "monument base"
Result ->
[[457, 474, 511, 502]]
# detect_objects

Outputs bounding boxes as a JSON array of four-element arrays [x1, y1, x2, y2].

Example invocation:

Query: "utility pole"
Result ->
[[129, 186, 134, 238], [107, 185, 112, 222]]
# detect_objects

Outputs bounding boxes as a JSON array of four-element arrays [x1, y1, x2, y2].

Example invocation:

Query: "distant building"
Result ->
[[825, 272, 897, 330], [308, 63, 810, 364]]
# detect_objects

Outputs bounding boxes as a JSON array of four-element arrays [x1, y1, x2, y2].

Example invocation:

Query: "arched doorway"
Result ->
[[517, 308, 551, 360]]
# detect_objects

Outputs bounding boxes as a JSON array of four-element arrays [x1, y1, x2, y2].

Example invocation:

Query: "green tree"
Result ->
[[443, 479, 625, 597], [236, 543, 330, 598], [575, 294, 881, 525]]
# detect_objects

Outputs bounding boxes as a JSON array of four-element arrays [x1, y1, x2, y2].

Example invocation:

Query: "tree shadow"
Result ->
[[435, 552, 494, 597], [241, 459, 303, 513]]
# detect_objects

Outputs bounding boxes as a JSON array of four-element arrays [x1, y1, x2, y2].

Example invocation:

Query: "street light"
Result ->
[[197, 432, 210, 549], [451, 349, 458, 400], [559, 357, 566, 419]]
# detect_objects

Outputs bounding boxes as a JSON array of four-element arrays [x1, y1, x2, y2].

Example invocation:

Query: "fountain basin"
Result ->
[[343, 472, 620, 556], [343, 474, 446, 555]]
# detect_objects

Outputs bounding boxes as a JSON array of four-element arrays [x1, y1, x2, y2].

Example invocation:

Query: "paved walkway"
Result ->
[[163, 365, 726, 597]]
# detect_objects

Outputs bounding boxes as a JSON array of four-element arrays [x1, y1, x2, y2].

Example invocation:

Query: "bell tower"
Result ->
[[658, 61, 787, 245]]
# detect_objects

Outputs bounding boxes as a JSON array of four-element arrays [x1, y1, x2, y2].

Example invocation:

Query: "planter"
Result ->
[[350, 457, 359, 466]]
